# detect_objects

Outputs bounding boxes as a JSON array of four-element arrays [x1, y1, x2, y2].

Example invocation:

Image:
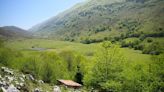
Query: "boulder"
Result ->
[[19, 77, 24, 82], [7, 85, 20, 92], [34, 88, 42, 92], [21, 74, 25, 78], [29, 75, 34, 81], [38, 80, 44, 84], [0, 81, 8, 88], [6, 76, 14, 82], [53, 86, 61, 92]]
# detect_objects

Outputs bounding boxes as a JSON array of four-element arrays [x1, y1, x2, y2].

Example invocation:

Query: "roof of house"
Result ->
[[57, 79, 82, 87]]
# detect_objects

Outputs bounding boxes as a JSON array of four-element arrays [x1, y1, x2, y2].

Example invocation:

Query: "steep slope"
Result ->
[[0, 26, 32, 39], [30, 0, 164, 41]]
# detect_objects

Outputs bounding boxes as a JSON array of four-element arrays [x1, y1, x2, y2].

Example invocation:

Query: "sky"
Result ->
[[0, 0, 85, 29]]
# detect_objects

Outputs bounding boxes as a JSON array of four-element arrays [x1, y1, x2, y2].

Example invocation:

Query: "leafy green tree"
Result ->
[[84, 41, 125, 91], [40, 51, 68, 84]]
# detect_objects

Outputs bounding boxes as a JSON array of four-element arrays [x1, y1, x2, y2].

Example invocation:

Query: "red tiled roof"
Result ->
[[58, 79, 82, 87]]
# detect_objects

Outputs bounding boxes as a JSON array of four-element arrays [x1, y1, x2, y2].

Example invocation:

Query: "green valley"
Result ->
[[0, 0, 164, 92]]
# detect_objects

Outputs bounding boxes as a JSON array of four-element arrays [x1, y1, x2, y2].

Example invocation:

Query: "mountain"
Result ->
[[0, 26, 32, 39], [30, 0, 164, 41]]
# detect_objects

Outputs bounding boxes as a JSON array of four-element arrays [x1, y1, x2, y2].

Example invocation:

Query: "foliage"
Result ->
[[84, 41, 125, 91], [0, 38, 163, 91], [142, 42, 162, 55], [21, 56, 40, 78]]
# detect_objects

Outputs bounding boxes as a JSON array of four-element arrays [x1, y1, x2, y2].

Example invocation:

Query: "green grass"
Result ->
[[120, 48, 151, 63], [5, 39, 97, 55], [5, 38, 154, 63]]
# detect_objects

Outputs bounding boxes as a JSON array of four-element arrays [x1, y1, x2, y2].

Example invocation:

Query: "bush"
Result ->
[[21, 57, 40, 78], [139, 35, 146, 41], [147, 38, 153, 43], [95, 26, 106, 33], [142, 42, 162, 55], [134, 44, 144, 50], [80, 38, 103, 44], [121, 39, 140, 48]]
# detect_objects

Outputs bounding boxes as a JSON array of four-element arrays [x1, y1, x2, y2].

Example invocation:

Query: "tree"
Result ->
[[40, 51, 68, 84], [84, 41, 125, 91]]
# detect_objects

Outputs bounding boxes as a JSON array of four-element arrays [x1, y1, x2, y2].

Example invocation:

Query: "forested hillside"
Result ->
[[30, 0, 164, 55], [30, 0, 164, 41]]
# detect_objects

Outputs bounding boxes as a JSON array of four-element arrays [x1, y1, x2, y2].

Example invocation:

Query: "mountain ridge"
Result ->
[[0, 26, 32, 39]]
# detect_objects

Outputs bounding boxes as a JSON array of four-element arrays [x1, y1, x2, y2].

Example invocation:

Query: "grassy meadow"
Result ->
[[5, 38, 152, 63]]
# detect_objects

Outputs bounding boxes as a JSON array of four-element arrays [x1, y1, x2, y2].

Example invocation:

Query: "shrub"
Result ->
[[80, 38, 103, 44], [21, 57, 40, 78], [134, 44, 144, 50], [142, 42, 161, 55], [121, 39, 140, 48], [139, 35, 146, 41], [147, 38, 153, 43]]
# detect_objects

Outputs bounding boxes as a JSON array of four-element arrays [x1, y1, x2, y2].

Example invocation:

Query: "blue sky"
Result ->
[[0, 0, 85, 29]]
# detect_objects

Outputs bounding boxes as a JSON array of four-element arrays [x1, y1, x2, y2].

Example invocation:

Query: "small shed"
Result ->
[[57, 79, 82, 89]]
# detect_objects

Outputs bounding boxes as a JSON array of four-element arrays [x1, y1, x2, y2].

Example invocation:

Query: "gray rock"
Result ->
[[1, 67, 7, 71], [34, 88, 42, 92], [1, 67, 14, 75], [29, 75, 34, 81], [0, 81, 3, 87], [7, 85, 20, 92], [0, 81, 7, 87], [21, 74, 25, 78], [38, 80, 44, 84], [19, 77, 24, 82], [53, 86, 61, 92], [14, 81, 19, 86], [19, 83, 24, 87], [6, 76, 14, 82]]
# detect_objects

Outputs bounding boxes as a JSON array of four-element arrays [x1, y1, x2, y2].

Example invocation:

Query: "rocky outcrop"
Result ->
[[0, 67, 46, 92]]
